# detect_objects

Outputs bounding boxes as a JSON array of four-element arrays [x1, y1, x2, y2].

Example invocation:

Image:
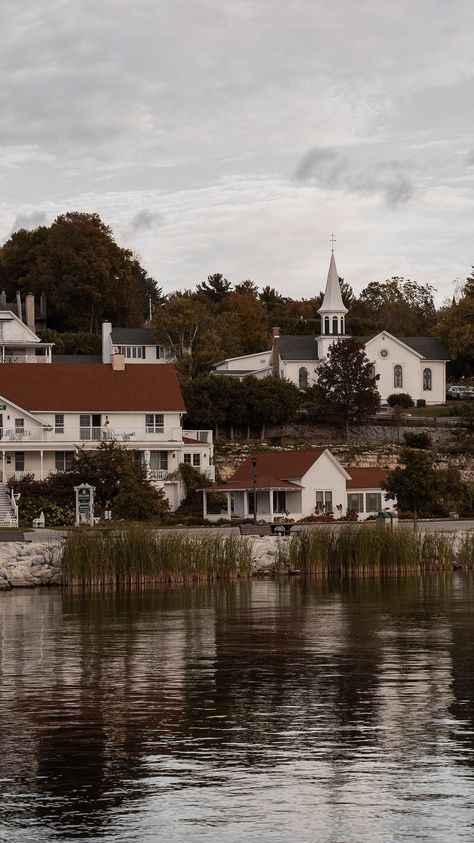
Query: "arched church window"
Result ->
[[369, 364, 376, 380], [324, 317, 330, 335], [299, 367, 308, 390], [340, 316, 345, 334], [332, 316, 338, 335], [423, 368, 432, 391], [393, 364, 403, 389]]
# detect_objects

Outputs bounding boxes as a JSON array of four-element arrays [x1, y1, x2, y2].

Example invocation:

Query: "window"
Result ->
[[80, 414, 101, 440], [380, 348, 389, 358], [15, 452, 24, 472], [369, 364, 376, 380], [315, 490, 333, 513], [183, 453, 191, 464], [15, 419, 24, 431], [156, 346, 165, 359], [273, 491, 286, 513], [192, 453, 201, 467], [347, 493, 364, 513], [393, 364, 403, 388], [119, 346, 145, 359], [340, 316, 345, 334], [423, 368, 432, 391], [248, 492, 255, 514], [149, 451, 168, 470], [145, 414, 164, 433], [55, 452, 74, 471], [324, 316, 330, 335], [366, 492, 382, 512], [298, 367, 308, 390], [332, 316, 338, 335], [55, 414, 64, 434]]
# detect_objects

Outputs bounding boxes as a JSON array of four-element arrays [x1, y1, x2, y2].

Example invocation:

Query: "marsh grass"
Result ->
[[62, 527, 252, 586], [289, 527, 474, 574]]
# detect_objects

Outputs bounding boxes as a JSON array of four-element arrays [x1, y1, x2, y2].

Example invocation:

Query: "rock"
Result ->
[[0, 541, 64, 588]]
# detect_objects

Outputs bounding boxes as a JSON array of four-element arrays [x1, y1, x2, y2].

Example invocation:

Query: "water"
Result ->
[[1, 576, 474, 842]]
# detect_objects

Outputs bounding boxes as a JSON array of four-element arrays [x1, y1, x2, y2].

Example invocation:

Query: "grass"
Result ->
[[62, 526, 252, 586], [288, 527, 474, 574]]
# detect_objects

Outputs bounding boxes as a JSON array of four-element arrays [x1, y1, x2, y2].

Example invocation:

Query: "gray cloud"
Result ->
[[11, 210, 48, 233], [294, 147, 415, 206], [130, 209, 163, 231]]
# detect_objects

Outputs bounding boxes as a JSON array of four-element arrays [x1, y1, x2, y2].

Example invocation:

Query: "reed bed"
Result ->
[[62, 527, 252, 586], [288, 527, 474, 574]]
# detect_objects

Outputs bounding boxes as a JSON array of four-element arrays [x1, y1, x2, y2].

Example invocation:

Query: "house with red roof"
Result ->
[[202, 450, 395, 522], [0, 357, 214, 513]]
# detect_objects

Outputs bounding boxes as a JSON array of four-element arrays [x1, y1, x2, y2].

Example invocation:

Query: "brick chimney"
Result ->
[[25, 293, 35, 331], [272, 326, 280, 379], [111, 352, 126, 371]]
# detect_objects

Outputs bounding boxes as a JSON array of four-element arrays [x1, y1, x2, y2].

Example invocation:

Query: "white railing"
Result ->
[[148, 469, 172, 481], [183, 429, 213, 444], [0, 427, 186, 443], [10, 488, 19, 527]]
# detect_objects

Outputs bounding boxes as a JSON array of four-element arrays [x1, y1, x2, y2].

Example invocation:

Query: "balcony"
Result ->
[[183, 429, 213, 444], [0, 427, 186, 444]]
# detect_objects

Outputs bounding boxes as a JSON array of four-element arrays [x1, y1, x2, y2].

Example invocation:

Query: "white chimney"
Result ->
[[102, 321, 113, 364]]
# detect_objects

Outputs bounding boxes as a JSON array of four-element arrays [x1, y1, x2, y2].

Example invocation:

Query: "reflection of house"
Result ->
[[102, 322, 172, 364], [214, 252, 448, 405], [0, 357, 213, 511], [0, 310, 53, 363], [202, 449, 395, 522]]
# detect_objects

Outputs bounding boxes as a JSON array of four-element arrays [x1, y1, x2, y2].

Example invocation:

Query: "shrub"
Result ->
[[387, 393, 414, 408], [403, 431, 432, 449]]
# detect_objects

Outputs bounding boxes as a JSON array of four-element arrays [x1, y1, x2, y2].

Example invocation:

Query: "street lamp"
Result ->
[[251, 456, 257, 525]]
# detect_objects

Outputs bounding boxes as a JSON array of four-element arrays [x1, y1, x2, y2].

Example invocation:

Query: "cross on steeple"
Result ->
[[330, 233, 336, 252]]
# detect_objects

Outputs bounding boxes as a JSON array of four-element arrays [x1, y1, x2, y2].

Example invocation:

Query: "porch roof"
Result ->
[[205, 479, 303, 493], [346, 467, 388, 489]]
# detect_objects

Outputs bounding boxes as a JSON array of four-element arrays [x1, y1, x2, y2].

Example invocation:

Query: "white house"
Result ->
[[0, 357, 213, 513], [102, 321, 172, 364], [201, 449, 395, 522], [213, 252, 448, 405], [0, 310, 53, 363]]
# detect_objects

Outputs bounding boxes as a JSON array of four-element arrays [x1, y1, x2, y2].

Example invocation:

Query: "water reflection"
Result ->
[[0, 576, 474, 841]]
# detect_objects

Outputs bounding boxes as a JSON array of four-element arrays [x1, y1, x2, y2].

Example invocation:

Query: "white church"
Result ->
[[213, 252, 448, 406]]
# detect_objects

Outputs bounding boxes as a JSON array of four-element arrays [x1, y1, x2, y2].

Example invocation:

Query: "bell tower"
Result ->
[[317, 245, 348, 359]]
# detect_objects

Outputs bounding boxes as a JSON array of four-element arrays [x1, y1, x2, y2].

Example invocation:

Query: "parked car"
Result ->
[[447, 385, 466, 399], [376, 401, 394, 416]]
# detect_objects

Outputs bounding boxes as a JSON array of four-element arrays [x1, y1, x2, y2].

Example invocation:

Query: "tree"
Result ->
[[244, 376, 302, 439], [354, 277, 437, 336], [436, 278, 474, 377], [307, 338, 380, 441], [0, 212, 160, 332], [382, 448, 439, 531], [153, 293, 224, 380], [234, 279, 259, 295], [196, 273, 232, 302]]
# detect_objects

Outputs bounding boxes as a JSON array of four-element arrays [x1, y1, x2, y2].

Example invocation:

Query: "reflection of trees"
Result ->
[[448, 572, 474, 767], [1, 575, 474, 839]]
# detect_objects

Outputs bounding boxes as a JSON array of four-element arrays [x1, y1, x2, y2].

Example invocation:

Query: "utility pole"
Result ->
[[252, 456, 257, 524]]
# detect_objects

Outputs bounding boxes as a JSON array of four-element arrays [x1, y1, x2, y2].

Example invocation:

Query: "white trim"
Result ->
[[0, 394, 46, 427]]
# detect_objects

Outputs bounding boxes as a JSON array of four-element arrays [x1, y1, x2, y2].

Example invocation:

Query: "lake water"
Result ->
[[1, 576, 474, 842]]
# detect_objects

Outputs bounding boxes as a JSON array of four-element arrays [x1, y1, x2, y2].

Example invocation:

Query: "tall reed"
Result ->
[[289, 527, 474, 574], [62, 527, 252, 586]]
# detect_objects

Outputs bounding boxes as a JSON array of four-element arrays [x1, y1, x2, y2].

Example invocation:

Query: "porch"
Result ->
[[201, 487, 303, 523]]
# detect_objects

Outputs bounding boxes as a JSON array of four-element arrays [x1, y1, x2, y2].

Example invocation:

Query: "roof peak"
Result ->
[[317, 251, 348, 316]]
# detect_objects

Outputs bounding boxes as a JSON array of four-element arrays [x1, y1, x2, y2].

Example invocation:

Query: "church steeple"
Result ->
[[316, 249, 349, 359]]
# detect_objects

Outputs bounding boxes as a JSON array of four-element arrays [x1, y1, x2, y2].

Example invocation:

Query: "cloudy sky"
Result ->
[[1, 1, 473, 302]]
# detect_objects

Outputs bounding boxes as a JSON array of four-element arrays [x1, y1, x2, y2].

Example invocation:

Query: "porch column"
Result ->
[[269, 489, 274, 522], [144, 449, 151, 468], [202, 489, 208, 518], [40, 450, 44, 481], [243, 491, 249, 517], [227, 493, 232, 520], [1, 451, 5, 483]]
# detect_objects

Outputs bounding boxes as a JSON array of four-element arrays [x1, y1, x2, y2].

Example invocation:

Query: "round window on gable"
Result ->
[[379, 348, 389, 359]]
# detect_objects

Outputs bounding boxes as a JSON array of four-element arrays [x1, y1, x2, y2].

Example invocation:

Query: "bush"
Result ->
[[387, 393, 414, 408], [403, 431, 432, 449]]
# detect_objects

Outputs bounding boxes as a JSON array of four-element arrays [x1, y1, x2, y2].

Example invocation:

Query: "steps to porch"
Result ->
[[0, 483, 19, 527]]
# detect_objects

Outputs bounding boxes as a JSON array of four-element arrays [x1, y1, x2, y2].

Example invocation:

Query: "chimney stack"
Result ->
[[16, 291, 23, 323], [111, 352, 126, 372], [25, 293, 35, 331], [272, 326, 280, 379]]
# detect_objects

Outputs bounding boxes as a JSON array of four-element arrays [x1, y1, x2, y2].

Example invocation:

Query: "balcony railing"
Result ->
[[0, 427, 187, 443], [183, 429, 213, 444]]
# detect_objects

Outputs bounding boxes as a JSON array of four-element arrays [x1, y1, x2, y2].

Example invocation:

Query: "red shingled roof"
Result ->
[[0, 363, 185, 412], [212, 449, 327, 491], [346, 467, 388, 490]]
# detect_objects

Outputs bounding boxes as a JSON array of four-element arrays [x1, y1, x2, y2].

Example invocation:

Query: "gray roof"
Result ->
[[111, 327, 156, 345], [52, 354, 102, 364], [358, 335, 448, 360], [276, 335, 319, 361]]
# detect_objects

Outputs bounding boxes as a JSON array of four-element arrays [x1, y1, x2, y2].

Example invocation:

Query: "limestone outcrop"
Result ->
[[0, 542, 63, 589]]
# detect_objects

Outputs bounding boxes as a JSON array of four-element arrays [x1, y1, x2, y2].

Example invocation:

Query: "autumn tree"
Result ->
[[0, 212, 160, 332], [436, 276, 474, 376], [382, 448, 440, 531], [307, 338, 380, 441], [350, 277, 437, 337], [196, 273, 232, 302]]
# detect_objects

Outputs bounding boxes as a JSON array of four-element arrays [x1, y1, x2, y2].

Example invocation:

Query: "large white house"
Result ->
[[0, 357, 213, 513], [214, 252, 448, 405], [0, 309, 53, 363], [202, 449, 395, 522]]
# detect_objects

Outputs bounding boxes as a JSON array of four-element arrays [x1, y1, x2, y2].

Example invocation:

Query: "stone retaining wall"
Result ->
[[0, 542, 63, 589]]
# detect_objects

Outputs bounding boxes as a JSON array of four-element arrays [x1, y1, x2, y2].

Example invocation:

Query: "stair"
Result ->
[[0, 483, 18, 526]]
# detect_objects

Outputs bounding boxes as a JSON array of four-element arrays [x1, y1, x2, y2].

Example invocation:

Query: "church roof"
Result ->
[[360, 334, 448, 361], [317, 252, 348, 316], [276, 335, 319, 361]]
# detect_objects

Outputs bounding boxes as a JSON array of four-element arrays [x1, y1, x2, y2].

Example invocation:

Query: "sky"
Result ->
[[1, 0, 473, 304]]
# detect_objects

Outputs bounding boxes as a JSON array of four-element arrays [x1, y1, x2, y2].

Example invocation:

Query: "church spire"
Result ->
[[317, 251, 348, 316]]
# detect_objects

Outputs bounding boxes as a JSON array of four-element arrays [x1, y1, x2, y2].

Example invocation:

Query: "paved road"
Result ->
[[27, 519, 474, 542]]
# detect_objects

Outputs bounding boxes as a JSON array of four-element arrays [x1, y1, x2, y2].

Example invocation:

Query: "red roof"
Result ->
[[0, 363, 186, 412], [346, 467, 388, 490], [213, 449, 327, 491]]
